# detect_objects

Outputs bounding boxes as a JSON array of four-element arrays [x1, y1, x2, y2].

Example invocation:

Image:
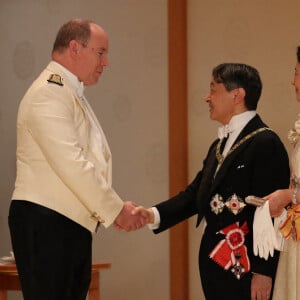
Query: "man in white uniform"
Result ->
[[8, 18, 145, 300]]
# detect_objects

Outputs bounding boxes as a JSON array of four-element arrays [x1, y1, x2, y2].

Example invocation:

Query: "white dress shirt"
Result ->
[[219, 110, 256, 156]]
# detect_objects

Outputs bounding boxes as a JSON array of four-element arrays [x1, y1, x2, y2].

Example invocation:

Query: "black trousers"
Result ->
[[8, 200, 92, 300]]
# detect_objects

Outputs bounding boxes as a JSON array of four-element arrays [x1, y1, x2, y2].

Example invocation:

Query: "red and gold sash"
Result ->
[[280, 204, 300, 241]]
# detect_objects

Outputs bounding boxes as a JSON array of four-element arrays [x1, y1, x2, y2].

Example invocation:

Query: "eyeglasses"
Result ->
[[78, 41, 107, 59], [84, 46, 107, 59], [89, 47, 106, 58]]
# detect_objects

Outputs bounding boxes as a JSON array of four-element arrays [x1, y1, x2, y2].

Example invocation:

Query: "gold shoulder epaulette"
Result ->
[[47, 74, 64, 86]]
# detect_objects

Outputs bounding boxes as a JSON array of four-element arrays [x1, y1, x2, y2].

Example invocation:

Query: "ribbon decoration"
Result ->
[[209, 222, 250, 279], [280, 204, 300, 241]]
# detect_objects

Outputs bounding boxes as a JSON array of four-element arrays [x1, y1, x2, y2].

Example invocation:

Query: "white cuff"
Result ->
[[147, 207, 161, 230]]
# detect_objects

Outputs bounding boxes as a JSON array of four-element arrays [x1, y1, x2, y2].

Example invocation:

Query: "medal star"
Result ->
[[210, 194, 224, 215], [231, 261, 245, 280], [225, 194, 246, 215]]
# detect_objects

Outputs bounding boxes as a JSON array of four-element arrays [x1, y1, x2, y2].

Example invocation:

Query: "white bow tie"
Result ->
[[218, 124, 233, 139]]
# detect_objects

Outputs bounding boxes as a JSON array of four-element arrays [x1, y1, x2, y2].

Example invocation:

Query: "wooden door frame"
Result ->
[[168, 1, 189, 299]]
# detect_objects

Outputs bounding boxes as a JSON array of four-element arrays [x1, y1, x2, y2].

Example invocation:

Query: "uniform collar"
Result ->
[[51, 61, 84, 98]]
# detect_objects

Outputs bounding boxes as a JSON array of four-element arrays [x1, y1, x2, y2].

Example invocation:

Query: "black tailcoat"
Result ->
[[154, 115, 290, 300]]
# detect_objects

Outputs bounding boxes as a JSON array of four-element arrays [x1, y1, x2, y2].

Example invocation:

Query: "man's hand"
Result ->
[[114, 201, 148, 231], [131, 206, 154, 224], [251, 273, 272, 300]]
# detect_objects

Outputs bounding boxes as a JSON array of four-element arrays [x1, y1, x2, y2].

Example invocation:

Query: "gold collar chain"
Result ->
[[216, 127, 269, 165]]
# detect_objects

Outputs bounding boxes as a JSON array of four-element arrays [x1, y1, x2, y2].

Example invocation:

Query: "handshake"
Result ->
[[114, 201, 155, 231]]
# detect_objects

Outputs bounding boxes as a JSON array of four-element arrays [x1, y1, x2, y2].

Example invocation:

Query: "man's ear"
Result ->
[[233, 88, 246, 103], [69, 40, 80, 58]]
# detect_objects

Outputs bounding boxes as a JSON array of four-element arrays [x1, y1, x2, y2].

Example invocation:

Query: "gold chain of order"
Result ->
[[216, 127, 269, 165]]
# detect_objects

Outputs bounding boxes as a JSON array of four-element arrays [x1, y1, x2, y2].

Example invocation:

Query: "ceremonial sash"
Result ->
[[209, 222, 250, 279], [280, 204, 300, 241]]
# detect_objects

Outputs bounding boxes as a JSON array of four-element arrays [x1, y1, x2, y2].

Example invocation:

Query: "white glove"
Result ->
[[253, 201, 279, 260], [274, 209, 287, 251]]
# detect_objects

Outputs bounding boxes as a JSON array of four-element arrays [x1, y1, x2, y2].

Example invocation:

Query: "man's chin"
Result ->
[[93, 75, 101, 84], [85, 78, 100, 86], [209, 113, 216, 121]]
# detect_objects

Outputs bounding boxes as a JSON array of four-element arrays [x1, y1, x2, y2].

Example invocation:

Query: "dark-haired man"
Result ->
[[134, 63, 290, 300]]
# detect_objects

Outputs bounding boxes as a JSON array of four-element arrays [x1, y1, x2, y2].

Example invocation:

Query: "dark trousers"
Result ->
[[8, 200, 92, 300], [199, 254, 252, 300]]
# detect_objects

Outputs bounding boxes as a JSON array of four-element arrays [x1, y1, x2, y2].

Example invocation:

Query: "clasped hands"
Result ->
[[114, 201, 154, 232]]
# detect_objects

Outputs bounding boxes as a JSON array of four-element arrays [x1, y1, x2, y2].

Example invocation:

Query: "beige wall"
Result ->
[[2, 1, 300, 300], [0, 1, 169, 300], [188, 1, 300, 299]]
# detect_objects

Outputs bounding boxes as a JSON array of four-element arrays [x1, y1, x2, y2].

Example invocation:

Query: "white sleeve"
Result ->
[[147, 207, 161, 230]]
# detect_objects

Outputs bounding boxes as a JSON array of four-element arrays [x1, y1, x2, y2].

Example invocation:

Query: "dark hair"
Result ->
[[297, 46, 300, 63], [212, 63, 262, 110], [52, 19, 94, 53]]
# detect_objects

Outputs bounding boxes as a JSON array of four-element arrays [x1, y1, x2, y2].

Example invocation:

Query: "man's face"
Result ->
[[77, 24, 109, 86], [204, 78, 236, 125], [292, 62, 300, 103]]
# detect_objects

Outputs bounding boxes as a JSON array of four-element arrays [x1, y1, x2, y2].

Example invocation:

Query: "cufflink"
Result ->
[[90, 212, 105, 223]]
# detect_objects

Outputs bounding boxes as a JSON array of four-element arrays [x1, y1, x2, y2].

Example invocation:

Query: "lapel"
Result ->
[[200, 141, 219, 191], [213, 114, 266, 189], [196, 140, 219, 224], [81, 97, 111, 162]]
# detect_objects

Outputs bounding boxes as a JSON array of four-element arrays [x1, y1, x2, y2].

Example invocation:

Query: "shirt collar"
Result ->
[[51, 61, 84, 98], [218, 111, 256, 139]]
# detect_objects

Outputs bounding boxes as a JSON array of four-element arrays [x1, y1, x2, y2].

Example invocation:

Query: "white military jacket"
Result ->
[[12, 61, 124, 232]]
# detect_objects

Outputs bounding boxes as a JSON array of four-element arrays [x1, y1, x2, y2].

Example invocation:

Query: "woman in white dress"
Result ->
[[265, 46, 300, 300]]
